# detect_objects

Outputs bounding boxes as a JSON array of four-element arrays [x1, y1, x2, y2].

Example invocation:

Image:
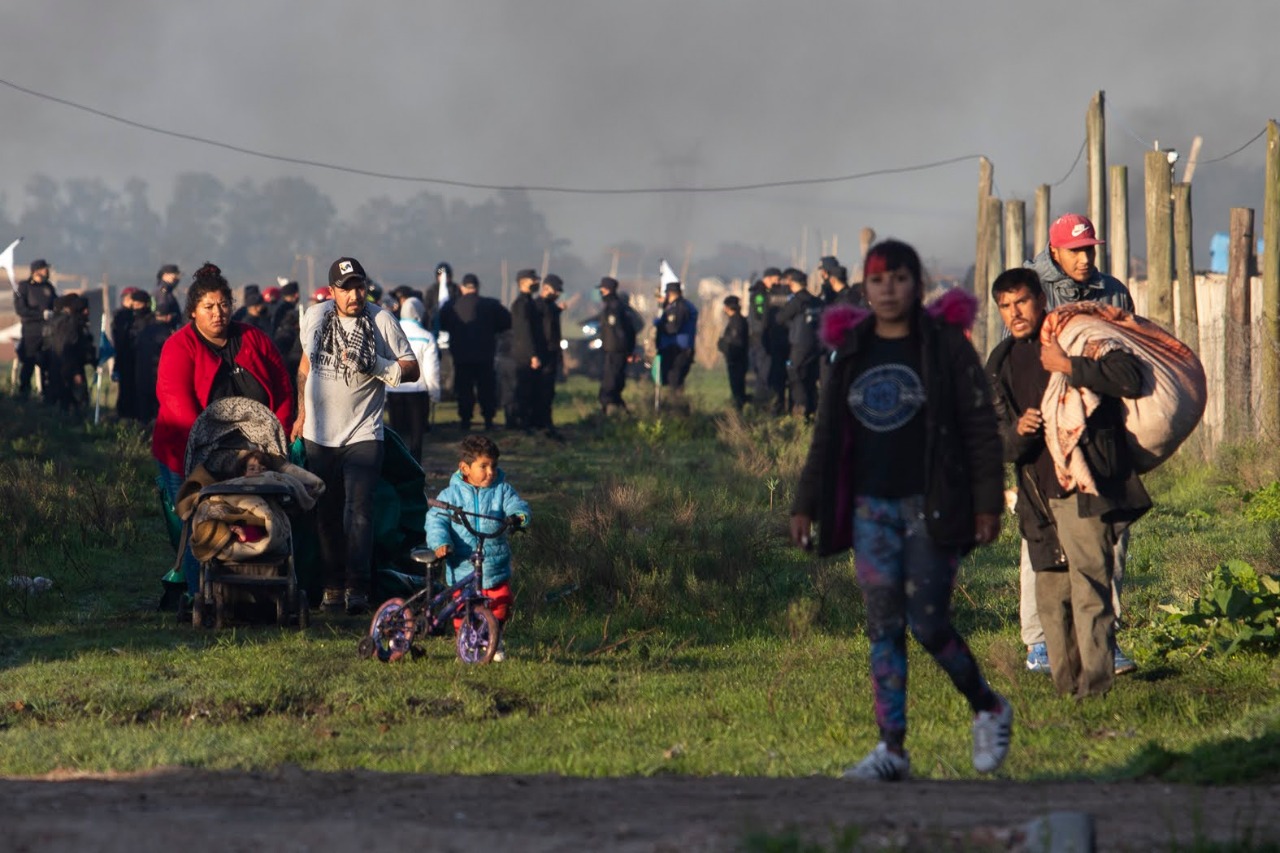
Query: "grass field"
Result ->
[[1, 369, 1278, 785]]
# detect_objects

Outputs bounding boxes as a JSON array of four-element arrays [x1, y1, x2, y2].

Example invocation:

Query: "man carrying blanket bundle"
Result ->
[[987, 267, 1150, 698]]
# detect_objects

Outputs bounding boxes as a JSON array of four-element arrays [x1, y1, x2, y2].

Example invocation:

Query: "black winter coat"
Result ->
[[776, 289, 822, 361], [596, 294, 637, 354], [793, 304, 1004, 556], [541, 298, 563, 369], [509, 292, 548, 363], [440, 292, 512, 365], [717, 314, 748, 362], [986, 335, 1152, 570]]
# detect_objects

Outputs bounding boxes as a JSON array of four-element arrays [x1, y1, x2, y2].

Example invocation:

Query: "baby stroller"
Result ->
[[174, 398, 324, 629]]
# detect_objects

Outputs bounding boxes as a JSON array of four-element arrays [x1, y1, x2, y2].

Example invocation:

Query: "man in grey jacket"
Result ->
[[1017, 213, 1137, 676]]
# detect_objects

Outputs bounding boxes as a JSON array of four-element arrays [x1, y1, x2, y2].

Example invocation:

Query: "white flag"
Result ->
[[0, 237, 23, 293], [659, 258, 680, 289]]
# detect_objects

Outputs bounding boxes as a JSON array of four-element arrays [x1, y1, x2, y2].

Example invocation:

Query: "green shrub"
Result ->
[[1158, 560, 1280, 657]]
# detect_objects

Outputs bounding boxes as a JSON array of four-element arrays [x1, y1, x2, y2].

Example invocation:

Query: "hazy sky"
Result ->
[[1, 0, 1276, 275]]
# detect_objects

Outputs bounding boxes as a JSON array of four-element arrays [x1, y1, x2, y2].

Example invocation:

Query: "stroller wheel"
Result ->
[[369, 598, 415, 662], [191, 593, 205, 629], [456, 605, 499, 665]]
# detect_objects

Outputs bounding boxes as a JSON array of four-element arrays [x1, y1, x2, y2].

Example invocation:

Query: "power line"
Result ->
[[1050, 138, 1086, 187], [0, 75, 985, 195], [1198, 126, 1268, 165]]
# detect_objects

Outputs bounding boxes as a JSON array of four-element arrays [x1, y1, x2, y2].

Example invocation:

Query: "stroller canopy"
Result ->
[[184, 397, 289, 478]]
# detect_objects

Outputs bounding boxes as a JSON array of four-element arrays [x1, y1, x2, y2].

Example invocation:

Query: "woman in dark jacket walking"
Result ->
[[790, 240, 1011, 782]]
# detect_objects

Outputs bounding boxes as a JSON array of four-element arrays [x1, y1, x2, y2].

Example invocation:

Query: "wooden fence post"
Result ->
[[1034, 185, 1050, 254], [1086, 91, 1108, 273], [972, 158, 994, 353], [1260, 119, 1280, 441], [983, 196, 1004, 354], [1144, 150, 1175, 329], [1173, 182, 1198, 351], [1005, 199, 1026, 270], [1226, 207, 1254, 443], [1109, 165, 1129, 286]]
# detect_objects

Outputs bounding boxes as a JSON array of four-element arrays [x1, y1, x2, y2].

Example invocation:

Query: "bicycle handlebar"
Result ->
[[427, 498, 522, 538]]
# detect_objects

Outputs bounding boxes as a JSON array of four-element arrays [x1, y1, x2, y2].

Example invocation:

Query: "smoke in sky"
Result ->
[[1, 0, 1276, 276]]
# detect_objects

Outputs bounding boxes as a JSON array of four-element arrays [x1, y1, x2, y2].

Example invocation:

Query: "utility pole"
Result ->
[[1086, 91, 1108, 273]]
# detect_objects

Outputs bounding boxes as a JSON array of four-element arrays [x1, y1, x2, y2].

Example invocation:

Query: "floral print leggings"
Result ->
[[853, 495, 997, 748]]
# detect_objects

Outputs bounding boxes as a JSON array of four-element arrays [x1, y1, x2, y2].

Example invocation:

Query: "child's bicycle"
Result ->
[[357, 498, 519, 664]]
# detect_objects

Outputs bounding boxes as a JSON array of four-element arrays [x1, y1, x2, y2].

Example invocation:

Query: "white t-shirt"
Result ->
[[300, 301, 413, 447]]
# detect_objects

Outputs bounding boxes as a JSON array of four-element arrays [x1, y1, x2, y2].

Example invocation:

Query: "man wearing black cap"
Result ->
[[13, 259, 57, 400], [152, 264, 182, 331], [293, 256, 419, 615], [775, 268, 823, 420], [439, 273, 511, 430], [508, 269, 546, 431], [717, 294, 749, 412], [242, 289, 274, 336], [594, 276, 637, 415], [534, 274, 566, 439], [231, 284, 261, 324], [654, 279, 698, 395]]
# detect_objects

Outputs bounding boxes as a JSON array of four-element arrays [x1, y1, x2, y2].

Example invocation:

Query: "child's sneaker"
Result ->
[[492, 639, 506, 662], [972, 694, 1013, 774], [842, 743, 910, 782], [1025, 642, 1051, 674]]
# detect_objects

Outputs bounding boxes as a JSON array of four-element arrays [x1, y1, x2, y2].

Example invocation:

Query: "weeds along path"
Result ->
[[1, 770, 1276, 851]]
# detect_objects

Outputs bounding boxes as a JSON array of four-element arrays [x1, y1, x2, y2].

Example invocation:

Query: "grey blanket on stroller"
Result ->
[[184, 397, 290, 479]]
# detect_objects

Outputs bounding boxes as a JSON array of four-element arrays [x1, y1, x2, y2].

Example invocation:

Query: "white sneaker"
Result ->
[[972, 694, 1013, 774], [842, 742, 910, 782], [492, 639, 506, 662]]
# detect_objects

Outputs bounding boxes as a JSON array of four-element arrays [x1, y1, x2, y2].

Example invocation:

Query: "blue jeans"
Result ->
[[157, 462, 200, 596]]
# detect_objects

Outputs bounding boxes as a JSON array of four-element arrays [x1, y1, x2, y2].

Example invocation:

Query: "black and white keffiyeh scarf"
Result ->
[[315, 304, 378, 383]]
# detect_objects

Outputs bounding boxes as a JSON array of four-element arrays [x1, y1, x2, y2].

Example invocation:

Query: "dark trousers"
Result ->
[[533, 364, 558, 429], [659, 346, 693, 391], [749, 345, 772, 408], [787, 354, 819, 417], [766, 351, 788, 414], [453, 360, 497, 426], [17, 336, 46, 399], [725, 356, 748, 410], [514, 363, 539, 429], [599, 352, 628, 408], [386, 392, 428, 460], [305, 439, 384, 595]]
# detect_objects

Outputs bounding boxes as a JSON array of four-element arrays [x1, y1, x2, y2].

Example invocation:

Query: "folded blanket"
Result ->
[[1041, 302, 1206, 495], [177, 462, 325, 563]]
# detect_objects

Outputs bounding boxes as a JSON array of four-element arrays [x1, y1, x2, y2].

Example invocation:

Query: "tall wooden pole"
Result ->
[[972, 158, 993, 353], [1004, 199, 1026, 271], [1260, 120, 1280, 440], [1086, 90, 1108, 273], [1144, 150, 1175, 329], [1226, 207, 1254, 443], [983, 196, 1004, 353], [1034, 185, 1051, 252], [1173, 182, 1198, 351], [1109, 165, 1130, 286]]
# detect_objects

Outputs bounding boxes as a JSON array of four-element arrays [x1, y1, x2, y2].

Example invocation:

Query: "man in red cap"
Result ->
[[1018, 213, 1137, 677]]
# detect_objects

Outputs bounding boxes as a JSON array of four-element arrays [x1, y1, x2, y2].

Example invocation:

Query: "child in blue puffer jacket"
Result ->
[[426, 435, 530, 659]]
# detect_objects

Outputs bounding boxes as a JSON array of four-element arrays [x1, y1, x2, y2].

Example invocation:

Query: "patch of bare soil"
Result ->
[[0, 770, 1276, 851]]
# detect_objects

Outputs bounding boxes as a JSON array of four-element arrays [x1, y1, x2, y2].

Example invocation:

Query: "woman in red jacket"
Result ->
[[152, 263, 295, 594]]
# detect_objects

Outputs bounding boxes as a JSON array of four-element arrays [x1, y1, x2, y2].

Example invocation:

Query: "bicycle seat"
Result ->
[[409, 546, 441, 565]]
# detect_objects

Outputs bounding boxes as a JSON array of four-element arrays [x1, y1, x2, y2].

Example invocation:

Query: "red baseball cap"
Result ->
[[1049, 213, 1105, 249]]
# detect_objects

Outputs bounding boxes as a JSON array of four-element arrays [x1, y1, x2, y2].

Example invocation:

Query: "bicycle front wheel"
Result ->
[[455, 604, 499, 664]]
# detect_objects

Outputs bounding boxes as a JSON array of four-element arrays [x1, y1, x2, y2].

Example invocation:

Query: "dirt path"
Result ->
[[1, 770, 1276, 851]]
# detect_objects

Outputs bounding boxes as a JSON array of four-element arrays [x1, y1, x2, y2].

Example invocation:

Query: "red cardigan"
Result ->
[[151, 322, 296, 472]]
